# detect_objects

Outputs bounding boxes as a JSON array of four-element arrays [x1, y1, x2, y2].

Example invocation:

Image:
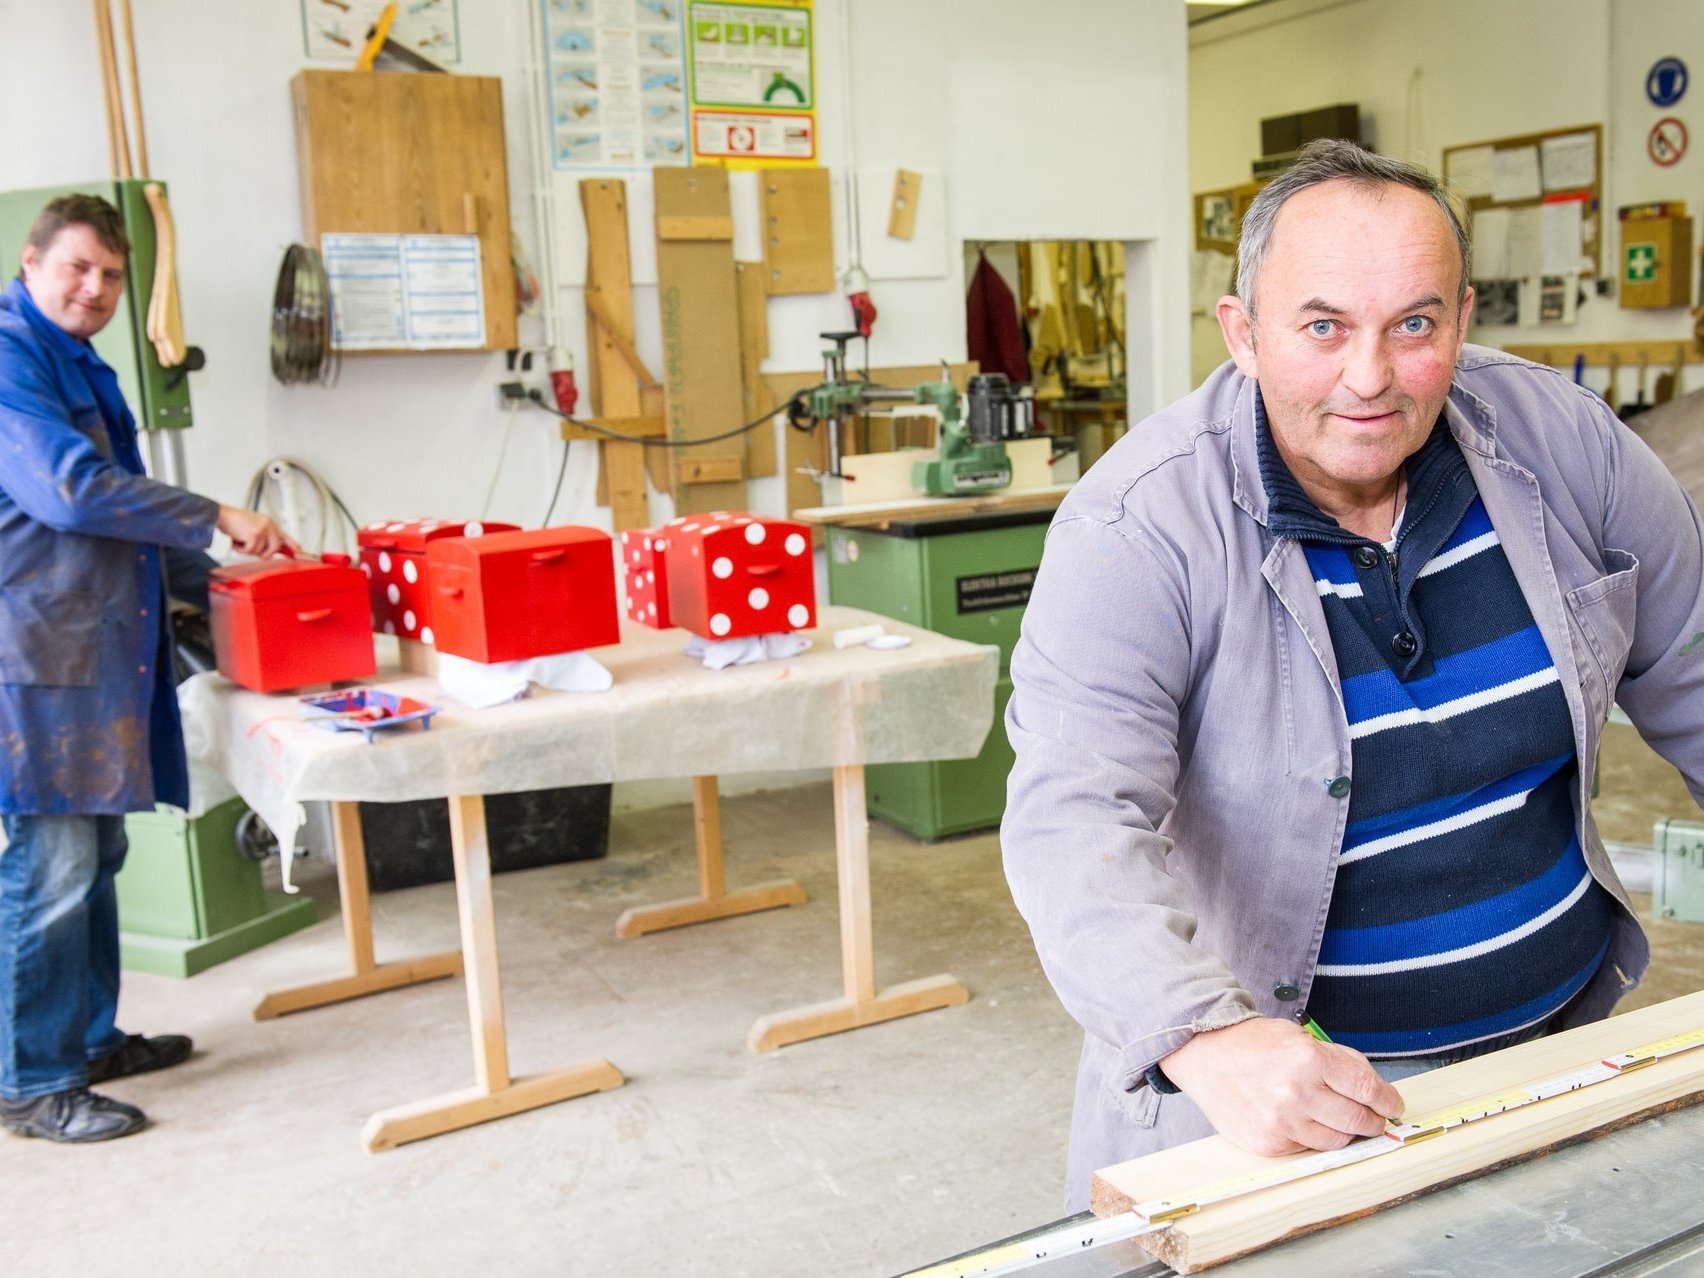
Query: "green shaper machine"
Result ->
[[825, 510, 1049, 838], [0, 179, 194, 483], [789, 331, 1013, 496], [0, 179, 316, 975]]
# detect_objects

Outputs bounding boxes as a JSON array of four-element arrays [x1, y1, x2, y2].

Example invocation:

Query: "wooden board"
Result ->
[[291, 70, 517, 350], [1093, 990, 1704, 1273], [579, 178, 650, 533], [655, 166, 746, 514], [735, 261, 777, 478], [760, 167, 835, 295], [1441, 123, 1603, 278], [793, 483, 1071, 530]]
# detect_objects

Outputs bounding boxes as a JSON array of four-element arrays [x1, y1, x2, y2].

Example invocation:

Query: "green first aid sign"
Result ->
[[1625, 242, 1658, 284]]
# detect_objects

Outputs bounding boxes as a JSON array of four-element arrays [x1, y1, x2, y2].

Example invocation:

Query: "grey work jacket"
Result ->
[[1003, 346, 1704, 1210]]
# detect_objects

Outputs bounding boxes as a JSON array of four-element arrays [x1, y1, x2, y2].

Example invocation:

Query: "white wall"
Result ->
[[0, 0, 1190, 807], [1188, 0, 1704, 398]]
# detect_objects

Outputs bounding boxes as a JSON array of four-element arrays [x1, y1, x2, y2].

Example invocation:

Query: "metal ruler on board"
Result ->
[[903, 1025, 1704, 1278]]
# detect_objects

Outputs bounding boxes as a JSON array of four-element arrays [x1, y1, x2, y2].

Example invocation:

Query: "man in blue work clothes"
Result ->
[[0, 195, 289, 1143]]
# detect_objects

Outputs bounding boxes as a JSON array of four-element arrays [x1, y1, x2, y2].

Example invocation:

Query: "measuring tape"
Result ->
[[906, 1025, 1704, 1278]]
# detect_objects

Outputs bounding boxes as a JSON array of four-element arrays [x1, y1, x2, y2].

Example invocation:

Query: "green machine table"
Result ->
[[801, 488, 1068, 839]]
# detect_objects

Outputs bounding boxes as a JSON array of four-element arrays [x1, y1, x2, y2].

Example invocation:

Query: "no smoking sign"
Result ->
[[1648, 116, 1689, 166]]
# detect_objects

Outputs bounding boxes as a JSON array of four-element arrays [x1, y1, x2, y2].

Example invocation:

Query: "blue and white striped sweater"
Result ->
[[1262, 423, 1614, 1059]]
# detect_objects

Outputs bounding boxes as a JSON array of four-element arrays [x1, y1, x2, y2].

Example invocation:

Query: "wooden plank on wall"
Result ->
[[291, 69, 517, 350], [579, 178, 650, 533], [655, 166, 746, 515], [760, 167, 835, 295], [735, 262, 777, 479], [1093, 989, 1704, 1273]]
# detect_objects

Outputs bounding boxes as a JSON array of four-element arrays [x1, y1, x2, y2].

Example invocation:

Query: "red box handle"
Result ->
[[365, 537, 397, 550], [437, 585, 465, 599], [296, 608, 333, 623], [530, 548, 567, 564], [747, 563, 781, 578]]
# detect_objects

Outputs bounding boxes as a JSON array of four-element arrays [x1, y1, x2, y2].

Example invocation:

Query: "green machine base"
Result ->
[[826, 509, 1050, 839], [116, 798, 317, 978]]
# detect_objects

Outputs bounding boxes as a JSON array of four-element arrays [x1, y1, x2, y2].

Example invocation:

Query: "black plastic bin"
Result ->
[[357, 784, 612, 892]]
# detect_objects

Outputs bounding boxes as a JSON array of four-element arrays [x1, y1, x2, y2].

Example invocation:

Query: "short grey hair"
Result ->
[[1236, 139, 1470, 319]]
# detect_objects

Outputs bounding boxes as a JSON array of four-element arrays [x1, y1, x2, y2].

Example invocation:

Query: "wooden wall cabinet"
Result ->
[[290, 69, 517, 351]]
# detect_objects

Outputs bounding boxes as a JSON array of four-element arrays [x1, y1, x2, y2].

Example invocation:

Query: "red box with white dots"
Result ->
[[356, 518, 518, 644], [659, 512, 815, 641], [619, 528, 672, 629]]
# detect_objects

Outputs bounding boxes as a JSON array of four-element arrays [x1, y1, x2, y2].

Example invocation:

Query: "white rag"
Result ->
[[682, 632, 813, 671], [435, 649, 615, 709]]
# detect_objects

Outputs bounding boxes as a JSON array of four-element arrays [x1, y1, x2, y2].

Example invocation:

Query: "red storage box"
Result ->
[[661, 512, 815, 640], [209, 554, 377, 693], [357, 518, 518, 642], [619, 527, 671, 629], [425, 525, 620, 663]]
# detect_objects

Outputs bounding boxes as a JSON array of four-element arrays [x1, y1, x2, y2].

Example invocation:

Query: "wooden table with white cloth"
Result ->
[[177, 605, 999, 1150]]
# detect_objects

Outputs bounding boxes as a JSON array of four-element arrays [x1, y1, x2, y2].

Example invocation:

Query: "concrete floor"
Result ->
[[6, 727, 1704, 1277]]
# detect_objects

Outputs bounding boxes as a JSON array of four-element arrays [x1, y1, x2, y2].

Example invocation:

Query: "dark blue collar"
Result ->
[[1254, 387, 1469, 548], [3, 276, 103, 368]]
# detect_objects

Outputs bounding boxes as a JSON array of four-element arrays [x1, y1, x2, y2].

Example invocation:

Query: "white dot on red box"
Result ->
[[378, 552, 392, 573], [466, 522, 484, 537], [710, 613, 731, 636], [745, 523, 766, 545], [712, 556, 732, 578], [788, 604, 809, 627], [785, 533, 806, 556], [403, 609, 417, 631], [383, 620, 396, 635], [748, 587, 769, 610], [387, 583, 401, 606], [403, 560, 418, 583], [421, 627, 434, 645]]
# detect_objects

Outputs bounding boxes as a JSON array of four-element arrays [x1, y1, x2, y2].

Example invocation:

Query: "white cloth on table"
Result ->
[[682, 632, 812, 671], [435, 649, 614, 709]]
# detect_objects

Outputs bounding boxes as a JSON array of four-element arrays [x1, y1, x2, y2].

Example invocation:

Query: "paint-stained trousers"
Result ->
[[0, 815, 129, 1100]]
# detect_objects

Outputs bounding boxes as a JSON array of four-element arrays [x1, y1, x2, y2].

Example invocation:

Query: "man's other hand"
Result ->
[[1157, 1017, 1404, 1157], [216, 506, 297, 559]]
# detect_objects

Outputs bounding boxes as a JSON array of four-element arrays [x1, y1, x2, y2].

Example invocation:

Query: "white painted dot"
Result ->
[[643, 537, 653, 552], [631, 549, 641, 564], [421, 627, 434, 645], [682, 523, 699, 533], [361, 562, 372, 578], [403, 609, 417, 632], [745, 523, 766, 545], [383, 620, 396, 635], [378, 551, 393, 573], [692, 545, 700, 557], [402, 559, 418, 584], [710, 613, 731, 636], [712, 556, 733, 578], [656, 538, 668, 552], [784, 533, 806, 556], [465, 522, 484, 537], [386, 583, 401, 606], [385, 522, 406, 533], [748, 587, 769, 610], [735, 516, 751, 525], [788, 604, 809, 628], [645, 570, 654, 585], [364, 522, 384, 531], [625, 595, 634, 612], [704, 524, 721, 535], [647, 601, 656, 617]]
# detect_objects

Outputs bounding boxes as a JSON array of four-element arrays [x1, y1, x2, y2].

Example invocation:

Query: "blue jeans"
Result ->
[[0, 814, 129, 1100]]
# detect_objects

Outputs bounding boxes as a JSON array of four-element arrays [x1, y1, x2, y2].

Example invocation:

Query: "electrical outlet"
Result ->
[[496, 380, 528, 410]]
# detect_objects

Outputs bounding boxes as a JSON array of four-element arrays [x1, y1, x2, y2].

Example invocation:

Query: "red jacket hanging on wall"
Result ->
[[966, 251, 1028, 384]]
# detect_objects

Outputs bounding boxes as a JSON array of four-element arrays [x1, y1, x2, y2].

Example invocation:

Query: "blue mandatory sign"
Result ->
[[1647, 57, 1689, 108]]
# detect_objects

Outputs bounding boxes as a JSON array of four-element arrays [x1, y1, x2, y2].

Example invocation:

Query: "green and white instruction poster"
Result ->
[[687, 0, 816, 166]]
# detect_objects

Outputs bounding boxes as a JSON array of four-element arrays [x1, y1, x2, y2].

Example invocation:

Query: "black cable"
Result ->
[[525, 390, 796, 448], [541, 439, 571, 526]]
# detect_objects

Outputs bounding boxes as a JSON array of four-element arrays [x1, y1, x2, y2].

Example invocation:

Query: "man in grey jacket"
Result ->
[[1003, 140, 1704, 1210]]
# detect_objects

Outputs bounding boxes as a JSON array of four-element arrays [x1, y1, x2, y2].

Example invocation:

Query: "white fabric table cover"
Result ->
[[179, 606, 999, 873]]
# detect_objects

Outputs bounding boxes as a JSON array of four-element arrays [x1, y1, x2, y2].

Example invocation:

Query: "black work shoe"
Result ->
[[86, 1033, 194, 1084], [0, 1088, 146, 1143]]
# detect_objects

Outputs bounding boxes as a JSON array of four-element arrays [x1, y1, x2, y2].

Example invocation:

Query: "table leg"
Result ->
[[747, 764, 967, 1052], [615, 775, 806, 938], [253, 800, 462, 1020], [361, 793, 623, 1152]]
